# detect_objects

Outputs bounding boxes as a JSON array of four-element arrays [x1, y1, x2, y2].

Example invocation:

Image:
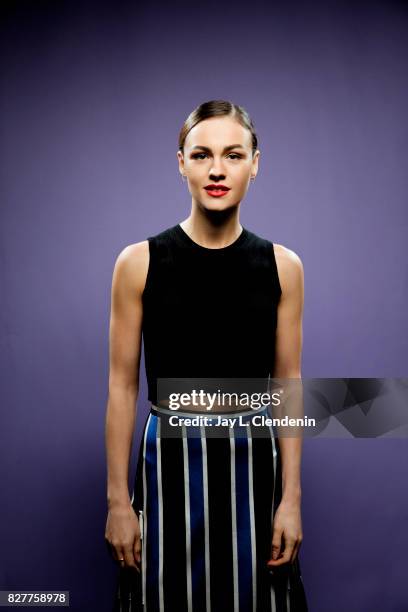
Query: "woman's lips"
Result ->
[[204, 188, 230, 197]]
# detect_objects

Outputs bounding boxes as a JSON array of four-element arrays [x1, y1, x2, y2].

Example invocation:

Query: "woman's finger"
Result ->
[[122, 542, 139, 570], [111, 540, 126, 565], [268, 536, 295, 566], [105, 537, 123, 564], [270, 527, 283, 561], [291, 533, 303, 563], [290, 540, 299, 564], [133, 533, 142, 573]]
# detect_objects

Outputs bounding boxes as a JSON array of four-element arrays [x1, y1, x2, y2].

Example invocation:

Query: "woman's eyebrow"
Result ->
[[191, 144, 245, 153]]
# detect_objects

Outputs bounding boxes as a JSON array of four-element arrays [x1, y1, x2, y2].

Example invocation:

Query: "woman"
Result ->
[[105, 100, 309, 611]]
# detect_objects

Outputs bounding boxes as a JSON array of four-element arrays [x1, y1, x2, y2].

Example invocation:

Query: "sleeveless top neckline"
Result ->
[[173, 223, 249, 252]]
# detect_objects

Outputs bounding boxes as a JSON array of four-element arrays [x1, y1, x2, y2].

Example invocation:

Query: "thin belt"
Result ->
[[150, 403, 270, 418]]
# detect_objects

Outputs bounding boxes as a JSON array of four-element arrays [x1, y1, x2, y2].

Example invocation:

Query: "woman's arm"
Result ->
[[267, 244, 305, 568], [104, 240, 149, 569]]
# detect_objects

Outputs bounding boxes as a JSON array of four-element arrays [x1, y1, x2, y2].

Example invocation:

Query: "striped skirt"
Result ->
[[114, 404, 308, 612]]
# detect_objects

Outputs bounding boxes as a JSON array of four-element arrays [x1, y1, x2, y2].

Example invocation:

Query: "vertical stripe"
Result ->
[[269, 424, 277, 521], [229, 428, 239, 611], [200, 425, 211, 612], [182, 425, 193, 612], [141, 413, 150, 610], [118, 581, 122, 612], [187, 428, 206, 612], [160, 419, 188, 611], [269, 422, 278, 612], [235, 424, 253, 612], [271, 585, 277, 612], [251, 414, 276, 612], [156, 418, 164, 611], [207, 428, 234, 609], [144, 413, 159, 611], [266, 421, 287, 612], [137, 510, 144, 612], [247, 426, 257, 611], [286, 573, 291, 612]]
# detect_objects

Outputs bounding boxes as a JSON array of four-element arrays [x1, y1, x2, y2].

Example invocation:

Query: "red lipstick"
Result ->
[[204, 184, 231, 197]]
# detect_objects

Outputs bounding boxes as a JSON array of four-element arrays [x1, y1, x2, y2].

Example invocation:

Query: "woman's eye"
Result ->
[[191, 153, 242, 160]]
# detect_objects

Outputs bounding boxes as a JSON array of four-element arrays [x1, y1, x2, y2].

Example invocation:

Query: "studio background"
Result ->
[[1, 0, 407, 610]]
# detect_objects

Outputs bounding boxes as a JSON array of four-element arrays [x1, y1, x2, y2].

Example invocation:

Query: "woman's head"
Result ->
[[177, 100, 260, 211]]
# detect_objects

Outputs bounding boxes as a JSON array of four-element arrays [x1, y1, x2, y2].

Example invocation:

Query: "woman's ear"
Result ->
[[177, 150, 185, 177]]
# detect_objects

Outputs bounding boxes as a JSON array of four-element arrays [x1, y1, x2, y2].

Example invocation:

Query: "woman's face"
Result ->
[[177, 116, 259, 210]]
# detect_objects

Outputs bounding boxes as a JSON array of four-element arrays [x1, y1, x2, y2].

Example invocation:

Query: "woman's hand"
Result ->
[[105, 503, 141, 572], [267, 499, 303, 568]]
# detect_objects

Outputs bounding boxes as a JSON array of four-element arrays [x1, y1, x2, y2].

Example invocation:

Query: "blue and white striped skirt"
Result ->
[[114, 404, 308, 611]]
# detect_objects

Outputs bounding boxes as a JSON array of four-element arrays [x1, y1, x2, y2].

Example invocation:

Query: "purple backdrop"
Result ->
[[1, 0, 407, 610]]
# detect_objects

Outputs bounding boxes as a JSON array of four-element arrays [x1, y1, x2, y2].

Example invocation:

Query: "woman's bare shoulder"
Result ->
[[272, 243, 304, 292], [112, 240, 150, 295]]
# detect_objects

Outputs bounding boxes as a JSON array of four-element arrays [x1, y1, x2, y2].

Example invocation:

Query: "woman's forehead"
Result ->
[[185, 117, 251, 149]]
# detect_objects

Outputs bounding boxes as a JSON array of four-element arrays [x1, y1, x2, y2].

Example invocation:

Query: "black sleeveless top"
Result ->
[[141, 223, 282, 405]]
